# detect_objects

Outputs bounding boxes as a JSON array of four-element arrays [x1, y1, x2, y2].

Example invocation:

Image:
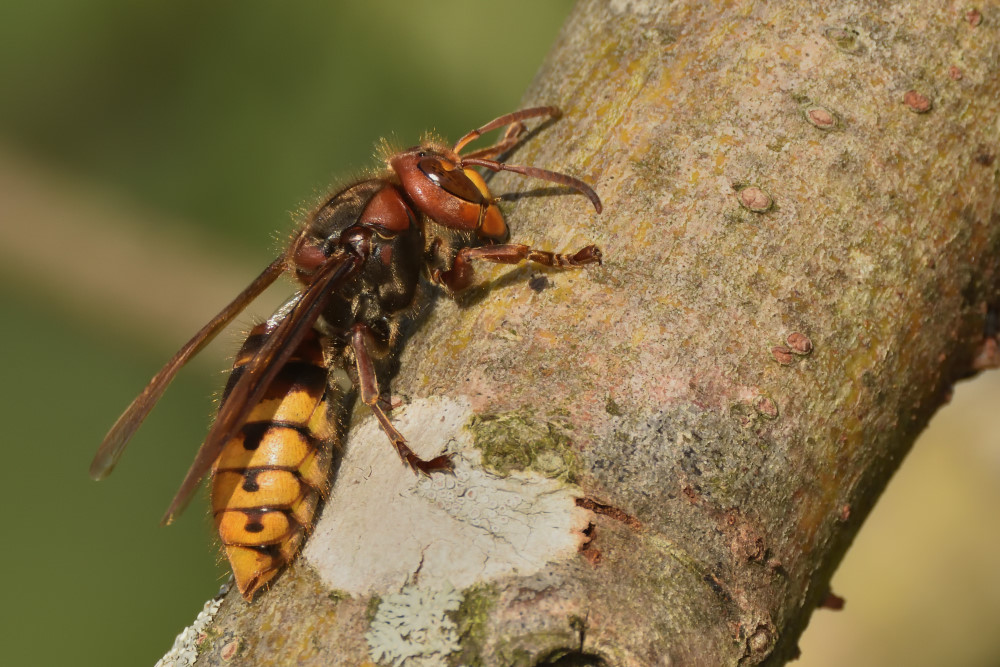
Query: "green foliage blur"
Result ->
[[0, 3, 575, 665]]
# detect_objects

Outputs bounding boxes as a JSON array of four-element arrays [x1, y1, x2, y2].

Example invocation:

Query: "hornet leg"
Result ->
[[350, 324, 453, 474], [434, 243, 602, 293], [459, 121, 527, 161]]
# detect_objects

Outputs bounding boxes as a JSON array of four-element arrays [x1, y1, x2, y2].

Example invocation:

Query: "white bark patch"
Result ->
[[303, 396, 590, 596]]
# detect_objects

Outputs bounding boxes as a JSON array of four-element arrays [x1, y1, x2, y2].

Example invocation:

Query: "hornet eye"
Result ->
[[418, 158, 485, 203]]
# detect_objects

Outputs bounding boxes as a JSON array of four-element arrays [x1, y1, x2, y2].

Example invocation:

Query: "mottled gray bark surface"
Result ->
[[179, 1, 1000, 665]]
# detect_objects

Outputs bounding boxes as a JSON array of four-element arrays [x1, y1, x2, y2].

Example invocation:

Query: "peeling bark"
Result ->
[[181, 1, 1000, 665]]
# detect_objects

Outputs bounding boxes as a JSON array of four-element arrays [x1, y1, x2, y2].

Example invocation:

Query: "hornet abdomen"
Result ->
[[211, 324, 337, 599]]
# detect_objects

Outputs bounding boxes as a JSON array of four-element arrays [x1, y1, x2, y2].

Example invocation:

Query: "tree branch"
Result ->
[[182, 1, 1000, 665]]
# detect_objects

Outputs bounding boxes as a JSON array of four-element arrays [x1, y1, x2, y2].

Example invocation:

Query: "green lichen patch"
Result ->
[[195, 627, 221, 655], [824, 26, 864, 54], [364, 594, 383, 624], [449, 583, 499, 667], [468, 410, 579, 481], [326, 589, 350, 605], [605, 396, 622, 416]]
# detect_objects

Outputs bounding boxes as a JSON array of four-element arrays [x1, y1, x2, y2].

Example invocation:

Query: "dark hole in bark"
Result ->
[[535, 650, 607, 666]]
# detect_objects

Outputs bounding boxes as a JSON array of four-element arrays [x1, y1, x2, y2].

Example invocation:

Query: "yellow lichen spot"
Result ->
[[714, 152, 727, 173], [631, 327, 647, 347], [536, 330, 559, 346]]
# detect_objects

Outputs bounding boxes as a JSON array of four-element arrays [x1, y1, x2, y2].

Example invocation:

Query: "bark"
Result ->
[[177, 1, 1000, 665]]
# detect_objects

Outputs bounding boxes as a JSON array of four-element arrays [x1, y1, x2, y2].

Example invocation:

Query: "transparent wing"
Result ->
[[89, 256, 287, 481]]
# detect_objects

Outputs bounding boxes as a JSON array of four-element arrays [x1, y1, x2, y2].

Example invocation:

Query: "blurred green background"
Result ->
[[0, 2, 996, 666]]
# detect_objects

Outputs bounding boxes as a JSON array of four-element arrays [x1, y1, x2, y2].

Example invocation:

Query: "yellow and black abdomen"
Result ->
[[211, 324, 336, 600]]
